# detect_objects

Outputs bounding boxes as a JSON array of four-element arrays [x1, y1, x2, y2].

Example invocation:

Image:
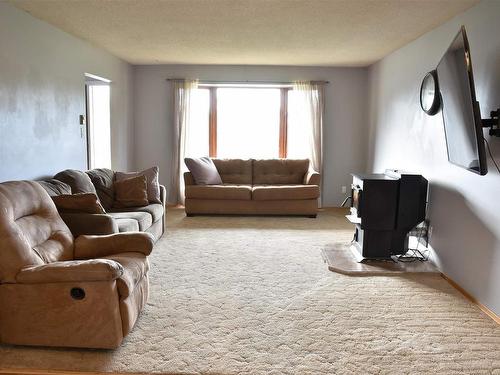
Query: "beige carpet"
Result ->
[[0, 208, 499, 374]]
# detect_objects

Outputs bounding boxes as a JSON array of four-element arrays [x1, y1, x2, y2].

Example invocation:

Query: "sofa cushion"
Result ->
[[114, 175, 149, 208], [110, 204, 163, 223], [185, 184, 252, 200], [54, 169, 97, 195], [108, 212, 153, 231], [52, 193, 106, 214], [213, 159, 252, 184], [185, 157, 223, 185], [115, 166, 161, 204], [253, 159, 309, 185], [115, 218, 140, 233], [86, 168, 115, 210], [37, 179, 72, 197], [252, 185, 320, 200], [103, 253, 149, 298]]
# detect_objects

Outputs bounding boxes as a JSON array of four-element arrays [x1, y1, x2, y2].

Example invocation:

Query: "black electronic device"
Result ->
[[347, 170, 428, 259], [436, 26, 487, 175], [420, 26, 500, 175]]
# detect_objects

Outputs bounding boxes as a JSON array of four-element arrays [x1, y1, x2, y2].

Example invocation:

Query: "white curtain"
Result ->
[[170, 79, 198, 205], [289, 81, 325, 204]]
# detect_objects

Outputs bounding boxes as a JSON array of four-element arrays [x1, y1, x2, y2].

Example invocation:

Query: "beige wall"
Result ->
[[0, 2, 134, 181], [367, 0, 500, 314], [133, 64, 369, 206]]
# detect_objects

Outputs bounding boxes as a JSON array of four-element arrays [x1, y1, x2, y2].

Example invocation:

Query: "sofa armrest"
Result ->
[[159, 184, 167, 234], [304, 169, 321, 186], [60, 213, 118, 237], [184, 172, 195, 186], [16, 259, 123, 284], [74, 232, 155, 260], [159, 184, 167, 207]]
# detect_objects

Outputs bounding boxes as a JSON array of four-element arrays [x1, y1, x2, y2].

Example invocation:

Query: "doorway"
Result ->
[[85, 73, 111, 169]]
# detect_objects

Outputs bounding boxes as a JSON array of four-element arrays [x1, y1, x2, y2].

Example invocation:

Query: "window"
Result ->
[[173, 80, 323, 205], [186, 85, 304, 159], [217, 88, 281, 159]]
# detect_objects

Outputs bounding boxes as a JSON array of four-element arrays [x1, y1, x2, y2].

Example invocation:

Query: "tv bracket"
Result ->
[[482, 108, 500, 137]]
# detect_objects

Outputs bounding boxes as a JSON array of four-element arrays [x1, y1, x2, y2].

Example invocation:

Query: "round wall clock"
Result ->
[[420, 70, 440, 116]]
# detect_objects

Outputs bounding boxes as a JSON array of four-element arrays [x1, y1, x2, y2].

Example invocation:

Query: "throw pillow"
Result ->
[[86, 168, 115, 210], [52, 193, 106, 214], [184, 157, 223, 185], [114, 175, 149, 208], [115, 166, 160, 203], [53, 169, 97, 195]]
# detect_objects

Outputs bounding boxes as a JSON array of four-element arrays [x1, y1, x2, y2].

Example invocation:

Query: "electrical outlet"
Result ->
[[341, 185, 347, 194]]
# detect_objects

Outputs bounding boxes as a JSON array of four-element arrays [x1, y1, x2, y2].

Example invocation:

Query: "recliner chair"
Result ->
[[0, 181, 154, 349]]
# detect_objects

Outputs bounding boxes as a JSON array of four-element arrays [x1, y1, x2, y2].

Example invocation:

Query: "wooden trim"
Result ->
[[0, 370, 147, 375], [208, 87, 217, 158], [85, 73, 112, 84], [441, 273, 499, 324], [279, 88, 289, 159]]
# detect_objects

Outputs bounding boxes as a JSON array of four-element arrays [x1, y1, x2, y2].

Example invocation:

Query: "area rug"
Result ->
[[0, 208, 498, 374]]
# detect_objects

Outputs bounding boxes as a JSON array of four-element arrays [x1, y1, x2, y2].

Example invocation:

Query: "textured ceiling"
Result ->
[[10, 0, 479, 66]]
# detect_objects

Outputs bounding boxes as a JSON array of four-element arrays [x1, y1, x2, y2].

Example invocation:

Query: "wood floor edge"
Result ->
[[0, 370, 149, 375], [0, 370, 214, 375], [441, 273, 500, 325]]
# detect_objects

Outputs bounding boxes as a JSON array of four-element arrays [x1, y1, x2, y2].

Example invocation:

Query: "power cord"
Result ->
[[484, 137, 500, 174]]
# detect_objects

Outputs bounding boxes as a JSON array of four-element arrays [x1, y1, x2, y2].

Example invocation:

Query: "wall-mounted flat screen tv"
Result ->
[[436, 26, 487, 175]]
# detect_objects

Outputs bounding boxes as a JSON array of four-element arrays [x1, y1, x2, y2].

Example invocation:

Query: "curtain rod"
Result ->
[[165, 78, 329, 85]]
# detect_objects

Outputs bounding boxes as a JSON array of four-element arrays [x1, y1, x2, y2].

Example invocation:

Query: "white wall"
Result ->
[[133, 65, 368, 206], [367, 0, 500, 314], [0, 2, 134, 181]]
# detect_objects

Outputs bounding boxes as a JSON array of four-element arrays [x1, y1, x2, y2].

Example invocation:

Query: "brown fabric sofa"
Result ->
[[39, 169, 166, 241], [184, 159, 320, 217], [0, 181, 154, 349]]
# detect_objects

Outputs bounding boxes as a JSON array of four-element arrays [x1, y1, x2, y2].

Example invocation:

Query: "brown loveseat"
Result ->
[[40, 168, 166, 241], [0, 181, 154, 349], [184, 159, 320, 217]]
